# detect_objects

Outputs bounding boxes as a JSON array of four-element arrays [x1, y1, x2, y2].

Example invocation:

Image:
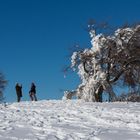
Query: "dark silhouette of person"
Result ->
[[15, 83, 22, 102], [29, 82, 37, 101]]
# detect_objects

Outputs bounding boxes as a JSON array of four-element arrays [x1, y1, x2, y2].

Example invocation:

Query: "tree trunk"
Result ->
[[95, 85, 104, 102]]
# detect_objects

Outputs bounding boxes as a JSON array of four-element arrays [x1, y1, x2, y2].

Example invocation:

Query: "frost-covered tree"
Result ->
[[65, 23, 140, 102], [0, 73, 7, 102]]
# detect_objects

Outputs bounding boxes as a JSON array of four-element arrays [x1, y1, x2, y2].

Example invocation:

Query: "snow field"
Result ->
[[0, 100, 140, 140]]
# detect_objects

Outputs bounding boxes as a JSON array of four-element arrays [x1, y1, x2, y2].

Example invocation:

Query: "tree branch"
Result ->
[[110, 59, 140, 83]]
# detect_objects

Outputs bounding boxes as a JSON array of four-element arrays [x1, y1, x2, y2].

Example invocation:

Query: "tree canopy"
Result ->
[[0, 73, 7, 102], [64, 23, 140, 102]]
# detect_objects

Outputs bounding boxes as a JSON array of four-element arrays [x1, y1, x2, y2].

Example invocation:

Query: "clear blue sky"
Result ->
[[0, 0, 140, 102]]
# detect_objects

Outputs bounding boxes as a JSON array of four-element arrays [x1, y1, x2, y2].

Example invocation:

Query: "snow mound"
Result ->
[[0, 100, 140, 140]]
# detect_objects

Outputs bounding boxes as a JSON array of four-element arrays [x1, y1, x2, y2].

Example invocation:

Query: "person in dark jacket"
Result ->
[[29, 82, 37, 101], [15, 83, 22, 102]]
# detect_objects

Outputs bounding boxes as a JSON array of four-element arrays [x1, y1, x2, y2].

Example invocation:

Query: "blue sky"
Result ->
[[0, 0, 140, 102]]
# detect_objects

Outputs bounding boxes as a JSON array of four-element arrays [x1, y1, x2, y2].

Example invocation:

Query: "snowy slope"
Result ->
[[0, 100, 140, 140]]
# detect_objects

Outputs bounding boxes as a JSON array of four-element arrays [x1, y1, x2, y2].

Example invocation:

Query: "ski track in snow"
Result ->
[[0, 100, 140, 140]]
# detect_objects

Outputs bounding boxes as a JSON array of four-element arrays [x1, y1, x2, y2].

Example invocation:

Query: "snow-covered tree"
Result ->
[[0, 73, 7, 102], [65, 23, 140, 102]]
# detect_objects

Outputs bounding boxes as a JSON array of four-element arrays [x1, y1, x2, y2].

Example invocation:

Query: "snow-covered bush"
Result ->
[[127, 93, 140, 102], [116, 92, 140, 102], [66, 23, 140, 102], [62, 90, 77, 100]]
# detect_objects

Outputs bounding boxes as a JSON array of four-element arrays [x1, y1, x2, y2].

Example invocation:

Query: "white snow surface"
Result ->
[[0, 100, 140, 140]]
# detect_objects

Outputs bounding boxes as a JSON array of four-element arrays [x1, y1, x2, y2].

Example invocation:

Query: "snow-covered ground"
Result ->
[[0, 100, 140, 140]]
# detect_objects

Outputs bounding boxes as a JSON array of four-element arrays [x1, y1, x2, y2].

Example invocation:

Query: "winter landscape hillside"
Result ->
[[0, 100, 140, 140]]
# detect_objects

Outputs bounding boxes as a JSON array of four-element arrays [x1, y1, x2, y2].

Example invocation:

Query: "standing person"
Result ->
[[29, 82, 37, 101], [15, 83, 22, 102]]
